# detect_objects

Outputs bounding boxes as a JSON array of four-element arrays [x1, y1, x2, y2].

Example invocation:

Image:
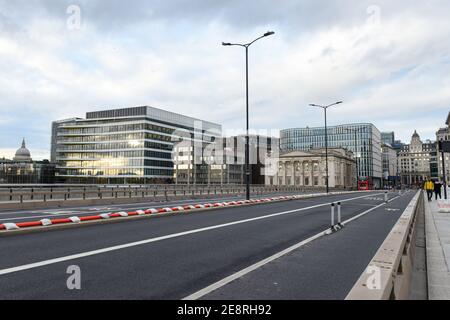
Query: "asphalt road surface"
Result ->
[[0, 190, 415, 300]]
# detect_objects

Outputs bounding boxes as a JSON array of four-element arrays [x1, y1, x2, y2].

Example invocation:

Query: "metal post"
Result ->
[[442, 149, 448, 200], [330, 203, 335, 228], [385, 191, 388, 203], [337, 202, 342, 226], [324, 108, 329, 194], [245, 46, 251, 201]]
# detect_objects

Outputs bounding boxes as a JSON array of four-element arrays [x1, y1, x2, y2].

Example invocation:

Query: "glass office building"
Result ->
[[51, 106, 221, 184], [381, 132, 395, 145], [280, 123, 382, 187]]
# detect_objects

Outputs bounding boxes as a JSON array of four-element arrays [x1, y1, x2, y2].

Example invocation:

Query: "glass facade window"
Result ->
[[51, 107, 222, 184]]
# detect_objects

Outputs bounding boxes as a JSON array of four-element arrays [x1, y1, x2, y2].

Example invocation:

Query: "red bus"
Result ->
[[358, 180, 373, 191]]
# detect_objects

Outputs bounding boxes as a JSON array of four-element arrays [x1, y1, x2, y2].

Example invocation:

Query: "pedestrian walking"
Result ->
[[424, 178, 435, 202], [434, 181, 443, 200]]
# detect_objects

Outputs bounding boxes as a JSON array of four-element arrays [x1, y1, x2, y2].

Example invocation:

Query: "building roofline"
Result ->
[[281, 123, 377, 132]]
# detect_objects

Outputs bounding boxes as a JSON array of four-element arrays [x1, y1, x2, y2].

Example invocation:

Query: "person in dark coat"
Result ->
[[434, 181, 443, 200]]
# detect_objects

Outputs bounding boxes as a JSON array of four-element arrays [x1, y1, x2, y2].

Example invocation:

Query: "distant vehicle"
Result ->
[[358, 180, 373, 191]]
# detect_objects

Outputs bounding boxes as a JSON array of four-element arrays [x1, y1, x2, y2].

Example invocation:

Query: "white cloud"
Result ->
[[0, 0, 449, 160]]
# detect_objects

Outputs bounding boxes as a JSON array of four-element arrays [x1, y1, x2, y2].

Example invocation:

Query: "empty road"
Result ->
[[0, 190, 414, 300]]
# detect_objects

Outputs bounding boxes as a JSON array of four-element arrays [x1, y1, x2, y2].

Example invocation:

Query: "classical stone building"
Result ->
[[398, 131, 436, 186], [264, 148, 356, 188], [280, 123, 382, 188]]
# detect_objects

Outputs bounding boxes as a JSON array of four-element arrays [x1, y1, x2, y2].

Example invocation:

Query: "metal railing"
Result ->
[[0, 184, 350, 204], [345, 190, 423, 300]]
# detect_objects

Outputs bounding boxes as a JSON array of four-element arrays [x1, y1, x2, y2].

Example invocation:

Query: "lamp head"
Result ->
[[222, 42, 232, 46], [264, 31, 275, 37]]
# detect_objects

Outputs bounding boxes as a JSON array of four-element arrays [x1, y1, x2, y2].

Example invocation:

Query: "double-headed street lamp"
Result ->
[[309, 101, 343, 194], [222, 31, 275, 201]]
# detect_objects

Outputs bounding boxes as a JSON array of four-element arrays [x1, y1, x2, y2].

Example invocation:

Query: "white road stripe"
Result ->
[[0, 193, 382, 277], [183, 194, 406, 300]]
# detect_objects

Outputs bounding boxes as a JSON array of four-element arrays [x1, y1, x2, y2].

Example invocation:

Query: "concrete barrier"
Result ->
[[346, 190, 423, 300]]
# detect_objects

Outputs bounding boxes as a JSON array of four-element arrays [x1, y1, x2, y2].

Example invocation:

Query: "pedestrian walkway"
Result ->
[[425, 194, 450, 299]]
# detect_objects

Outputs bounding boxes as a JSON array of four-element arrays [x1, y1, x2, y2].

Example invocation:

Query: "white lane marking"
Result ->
[[0, 193, 381, 276], [183, 194, 406, 300]]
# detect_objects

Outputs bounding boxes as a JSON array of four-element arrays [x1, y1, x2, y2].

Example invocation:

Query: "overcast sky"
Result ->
[[0, 0, 449, 160]]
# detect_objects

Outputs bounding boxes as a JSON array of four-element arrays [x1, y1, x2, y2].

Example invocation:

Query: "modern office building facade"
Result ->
[[173, 136, 245, 185], [173, 134, 279, 185], [381, 132, 395, 146], [280, 123, 382, 188], [381, 143, 399, 187], [51, 106, 221, 184]]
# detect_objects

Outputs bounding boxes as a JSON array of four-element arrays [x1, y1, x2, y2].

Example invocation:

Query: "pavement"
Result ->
[[0, 190, 413, 300], [425, 194, 450, 299]]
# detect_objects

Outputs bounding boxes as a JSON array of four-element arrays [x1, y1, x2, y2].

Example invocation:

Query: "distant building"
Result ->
[[381, 143, 399, 187], [173, 136, 244, 185], [241, 134, 279, 185], [381, 132, 395, 146], [173, 134, 279, 185], [0, 139, 56, 184], [398, 131, 436, 186], [436, 111, 450, 181], [280, 123, 382, 188], [265, 148, 355, 189], [51, 106, 221, 184]]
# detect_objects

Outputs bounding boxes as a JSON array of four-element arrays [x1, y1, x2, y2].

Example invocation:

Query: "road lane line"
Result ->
[[182, 194, 406, 300], [0, 193, 382, 276]]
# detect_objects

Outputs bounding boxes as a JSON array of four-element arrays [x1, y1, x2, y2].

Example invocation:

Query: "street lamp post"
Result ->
[[310, 101, 343, 193], [222, 31, 275, 200]]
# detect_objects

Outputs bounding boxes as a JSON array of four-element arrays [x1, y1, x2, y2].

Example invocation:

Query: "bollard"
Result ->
[[330, 203, 335, 229], [384, 191, 388, 203], [337, 202, 342, 227]]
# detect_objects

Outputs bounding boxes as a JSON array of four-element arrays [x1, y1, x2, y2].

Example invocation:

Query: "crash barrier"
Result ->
[[0, 184, 351, 204], [345, 191, 423, 300], [0, 192, 357, 232]]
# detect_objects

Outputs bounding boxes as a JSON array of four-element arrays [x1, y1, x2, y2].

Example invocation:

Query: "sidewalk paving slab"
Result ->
[[425, 196, 450, 300]]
